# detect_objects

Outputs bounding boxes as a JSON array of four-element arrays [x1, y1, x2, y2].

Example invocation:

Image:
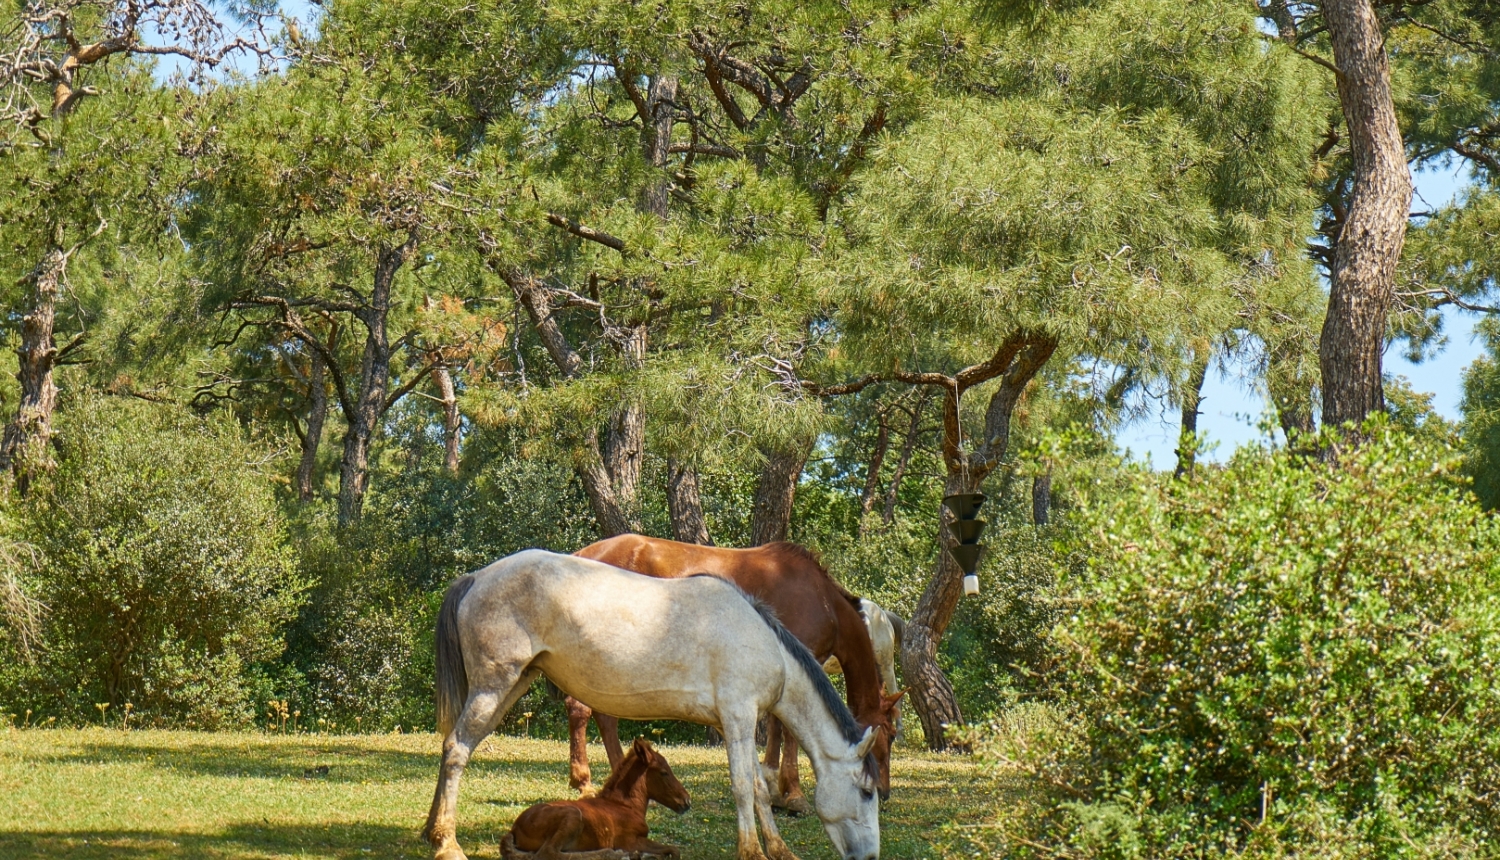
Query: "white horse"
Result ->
[[422, 550, 881, 860], [824, 599, 906, 741]]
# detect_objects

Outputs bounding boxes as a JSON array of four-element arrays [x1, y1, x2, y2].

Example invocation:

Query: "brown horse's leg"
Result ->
[[567, 696, 594, 793], [761, 717, 783, 805], [777, 730, 810, 816], [595, 712, 625, 772]]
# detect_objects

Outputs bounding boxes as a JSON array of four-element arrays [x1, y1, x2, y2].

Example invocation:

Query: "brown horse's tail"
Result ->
[[435, 573, 476, 737]]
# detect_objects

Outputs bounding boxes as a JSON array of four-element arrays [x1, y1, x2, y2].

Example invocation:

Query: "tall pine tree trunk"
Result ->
[[858, 408, 891, 536], [1031, 469, 1052, 526], [602, 324, 647, 512], [337, 238, 415, 527], [1318, 0, 1412, 437], [1174, 350, 1209, 479], [750, 438, 813, 546], [296, 347, 329, 502], [0, 244, 65, 493], [433, 365, 462, 475], [667, 458, 713, 545]]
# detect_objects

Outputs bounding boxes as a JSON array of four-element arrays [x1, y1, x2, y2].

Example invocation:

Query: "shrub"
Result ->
[[6, 395, 304, 728], [967, 429, 1500, 858]]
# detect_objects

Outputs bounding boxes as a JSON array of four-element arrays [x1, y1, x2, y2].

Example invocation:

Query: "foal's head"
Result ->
[[607, 737, 692, 814]]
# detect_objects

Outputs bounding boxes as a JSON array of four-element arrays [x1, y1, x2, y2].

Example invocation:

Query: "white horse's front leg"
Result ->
[[753, 745, 800, 860], [725, 717, 779, 860]]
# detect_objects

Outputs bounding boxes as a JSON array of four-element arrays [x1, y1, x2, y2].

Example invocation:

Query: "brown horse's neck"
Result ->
[[597, 751, 650, 813], [831, 594, 885, 722]]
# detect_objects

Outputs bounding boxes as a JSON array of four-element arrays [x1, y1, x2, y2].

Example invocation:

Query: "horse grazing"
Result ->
[[569, 535, 903, 814], [825, 598, 905, 742], [501, 737, 690, 860], [422, 549, 881, 860]]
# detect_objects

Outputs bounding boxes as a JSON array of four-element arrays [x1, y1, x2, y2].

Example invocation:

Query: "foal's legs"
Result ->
[[425, 665, 539, 860]]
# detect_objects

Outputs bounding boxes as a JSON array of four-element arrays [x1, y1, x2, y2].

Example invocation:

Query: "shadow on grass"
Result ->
[[0, 822, 437, 859], [41, 740, 441, 782]]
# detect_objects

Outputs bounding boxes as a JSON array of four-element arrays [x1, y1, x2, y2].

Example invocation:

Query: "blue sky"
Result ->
[[1115, 161, 1488, 467]]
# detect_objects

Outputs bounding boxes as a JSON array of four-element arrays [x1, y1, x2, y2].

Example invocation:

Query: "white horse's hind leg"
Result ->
[[426, 665, 539, 860]]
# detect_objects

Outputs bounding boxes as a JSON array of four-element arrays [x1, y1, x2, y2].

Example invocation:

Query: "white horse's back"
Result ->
[[460, 550, 786, 725]]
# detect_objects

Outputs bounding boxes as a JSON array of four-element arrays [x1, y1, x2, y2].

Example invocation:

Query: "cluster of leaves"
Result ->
[[0, 395, 304, 728], [960, 429, 1500, 858]]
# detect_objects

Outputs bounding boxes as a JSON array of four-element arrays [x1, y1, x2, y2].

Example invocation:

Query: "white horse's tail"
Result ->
[[885, 609, 906, 648], [435, 573, 477, 737]]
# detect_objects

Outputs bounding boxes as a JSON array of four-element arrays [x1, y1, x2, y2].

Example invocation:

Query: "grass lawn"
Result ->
[[0, 728, 986, 859]]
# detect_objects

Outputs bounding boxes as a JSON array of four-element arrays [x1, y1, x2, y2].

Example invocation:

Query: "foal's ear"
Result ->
[[633, 736, 653, 760], [854, 725, 878, 759], [884, 689, 907, 709]]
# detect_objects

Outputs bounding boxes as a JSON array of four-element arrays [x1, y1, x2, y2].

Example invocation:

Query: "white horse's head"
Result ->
[[815, 725, 881, 860]]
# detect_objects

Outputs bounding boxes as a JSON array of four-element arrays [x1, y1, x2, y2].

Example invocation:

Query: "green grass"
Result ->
[[0, 728, 985, 859]]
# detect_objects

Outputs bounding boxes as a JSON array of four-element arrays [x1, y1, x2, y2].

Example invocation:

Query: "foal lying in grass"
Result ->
[[502, 738, 690, 860]]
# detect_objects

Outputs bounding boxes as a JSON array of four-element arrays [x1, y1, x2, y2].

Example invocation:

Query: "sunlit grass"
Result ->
[[0, 728, 984, 859]]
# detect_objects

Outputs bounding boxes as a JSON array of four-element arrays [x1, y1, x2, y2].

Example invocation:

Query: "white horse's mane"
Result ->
[[688, 573, 865, 747]]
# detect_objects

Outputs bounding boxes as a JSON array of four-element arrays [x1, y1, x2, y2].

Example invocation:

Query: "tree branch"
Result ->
[[545, 213, 627, 253]]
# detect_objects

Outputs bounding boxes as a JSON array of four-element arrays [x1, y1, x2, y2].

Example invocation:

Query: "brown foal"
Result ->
[[502, 738, 690, 860]]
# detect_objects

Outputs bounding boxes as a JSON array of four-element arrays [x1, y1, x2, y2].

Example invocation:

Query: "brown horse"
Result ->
[[502, 737, 691, 860], [570, 535, 902, 814]]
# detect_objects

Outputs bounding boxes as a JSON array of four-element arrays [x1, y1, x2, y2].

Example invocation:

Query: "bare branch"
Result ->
[[545, 212, 628, 253]]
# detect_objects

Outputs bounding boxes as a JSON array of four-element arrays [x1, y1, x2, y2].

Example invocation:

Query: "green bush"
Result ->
[[1462, 318, 1500, 510], [3, 395, 304, 728], [968, 429, 1500, 858]]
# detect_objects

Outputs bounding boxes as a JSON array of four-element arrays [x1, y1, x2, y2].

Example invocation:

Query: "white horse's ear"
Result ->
[[854, 725, 878, 758]]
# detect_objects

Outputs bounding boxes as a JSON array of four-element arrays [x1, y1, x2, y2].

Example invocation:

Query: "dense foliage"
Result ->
[[963, 430, 1500, 858], [1, 397, 303, 728]]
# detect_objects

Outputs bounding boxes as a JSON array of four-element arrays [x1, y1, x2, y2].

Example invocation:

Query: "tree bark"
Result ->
[[1174, 350, 1209, 479], [0, 245, 65, 494], [433, 365, 462, 475], [1318, 0, 1413, 438], [901, 333, 1057, 750], [883, 390, 929, 526], [505, 269, 635, 537], [667, 458, 713, 545], [602, 324, 647, 511], [749, 437, 813, 546], [858, 407, 892, 536], [336, 237, 416, 527], [1031, 469, 1052, 527], [296, 346, 329, 502]]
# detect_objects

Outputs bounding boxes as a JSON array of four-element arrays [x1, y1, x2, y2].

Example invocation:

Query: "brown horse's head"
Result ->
[[869, 689, 905, 800], [633, 737, 692, 814]]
